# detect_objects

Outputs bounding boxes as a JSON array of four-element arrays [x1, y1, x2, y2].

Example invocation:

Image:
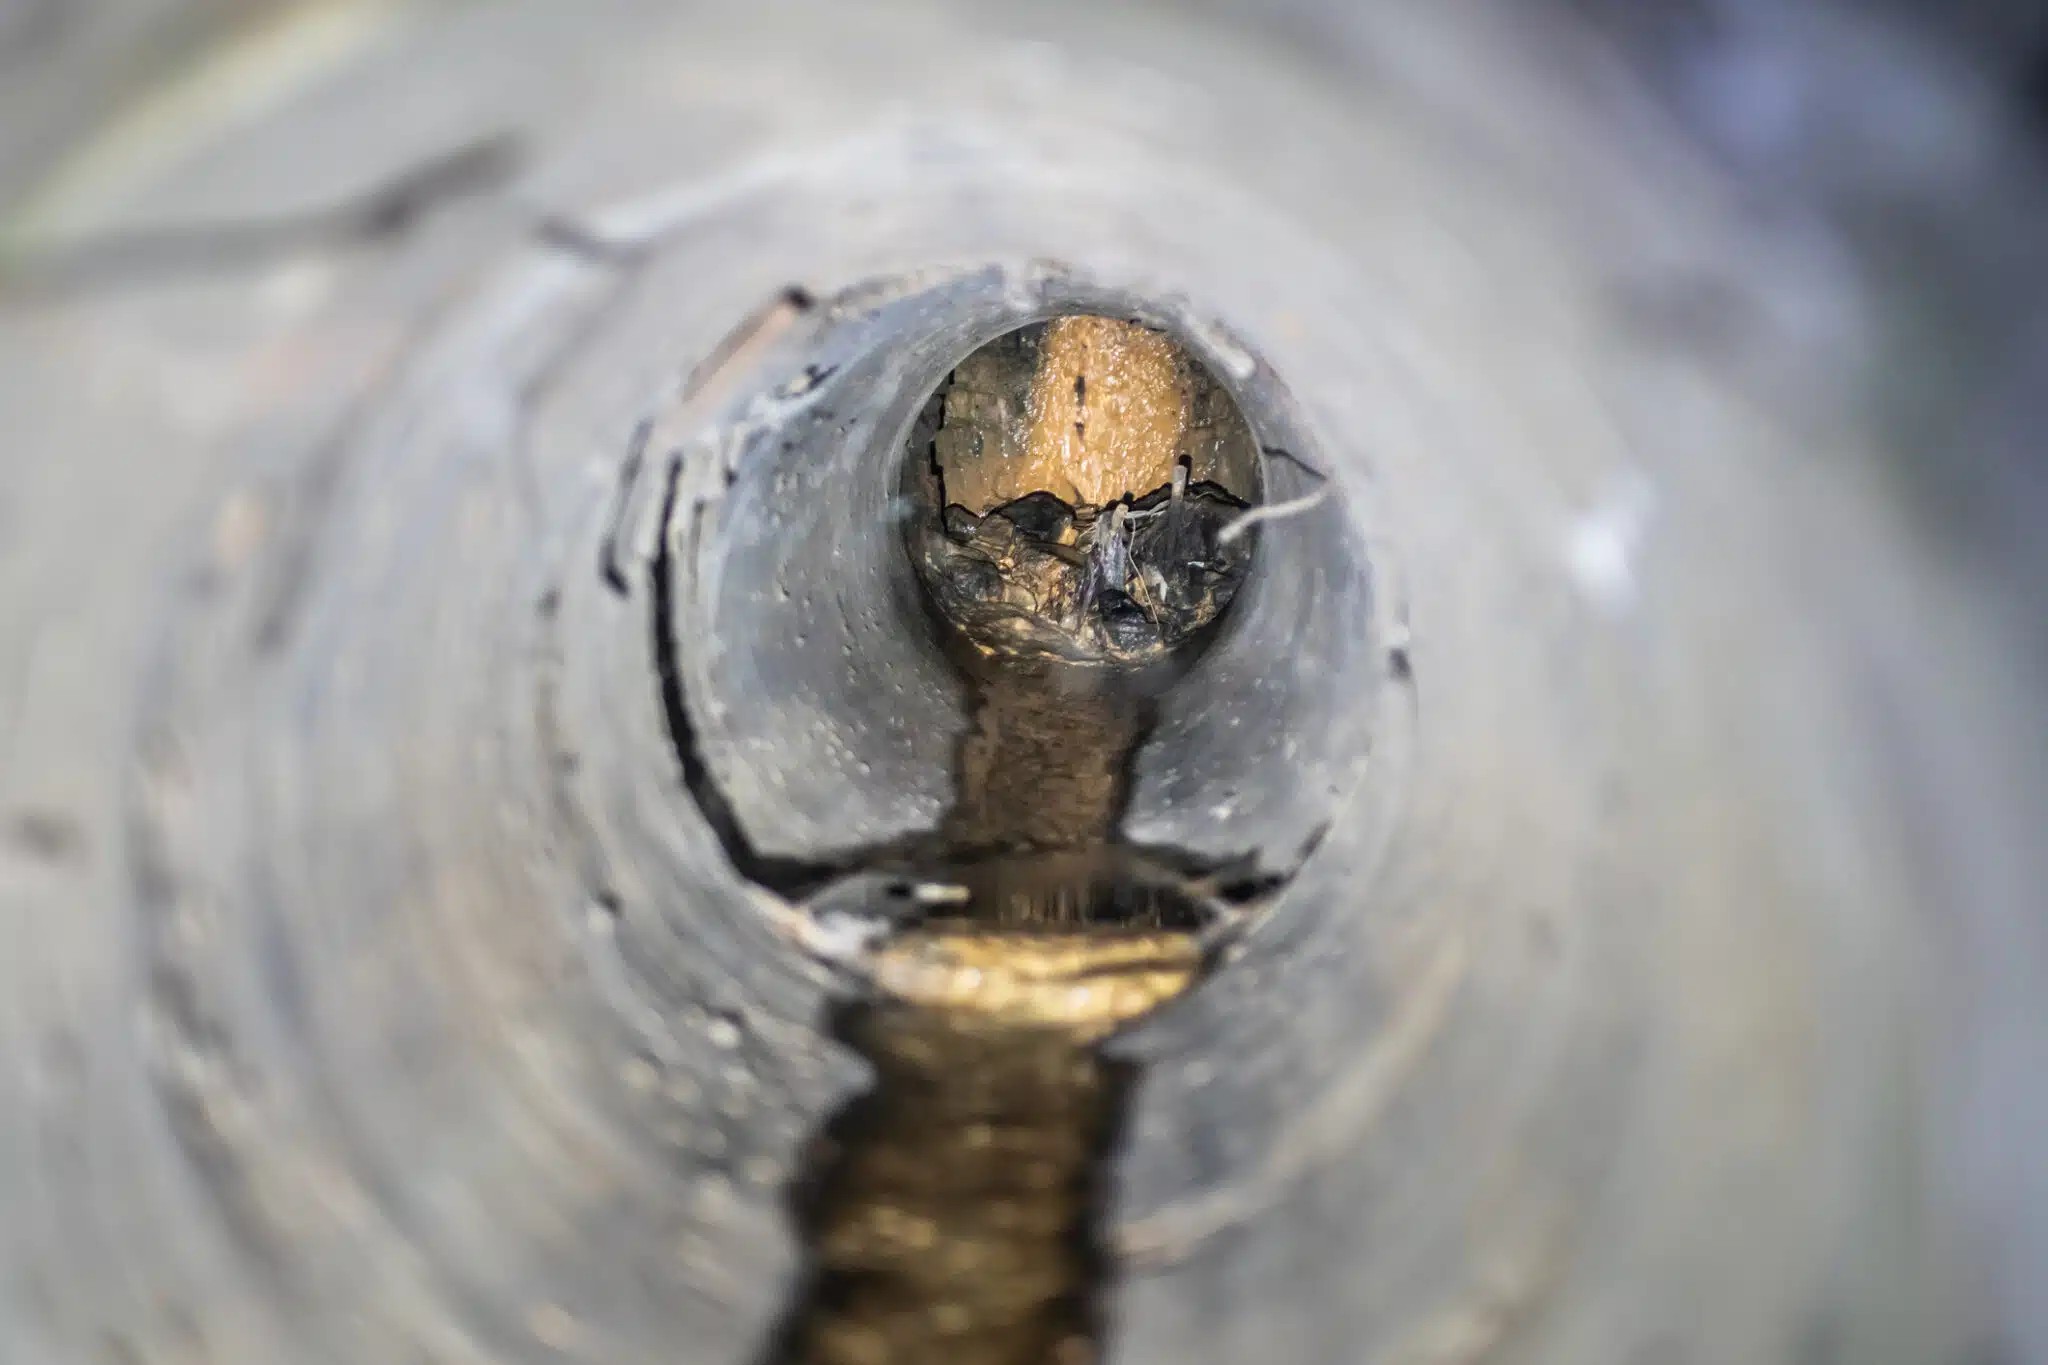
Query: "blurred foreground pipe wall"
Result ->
[[2, 3, 2046, 1364]]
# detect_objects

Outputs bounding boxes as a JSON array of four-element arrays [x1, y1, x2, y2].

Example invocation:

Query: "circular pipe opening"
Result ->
[[675, 270, 1378, 883], [901, 315, 1264, 674]]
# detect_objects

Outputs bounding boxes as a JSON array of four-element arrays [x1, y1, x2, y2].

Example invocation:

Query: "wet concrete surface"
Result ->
[[770, 498, 1237, 1365]]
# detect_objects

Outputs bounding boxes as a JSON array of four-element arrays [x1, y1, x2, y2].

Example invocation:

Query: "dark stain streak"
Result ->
[[600, 419, 651, 597], [250, 435, 354, 657], [682, 288, 816, 403], [533, 214, 645, 267], [0, 134, 527, 300], [4, 808, 87, 865], [1259, 444, 1330, 484], [649, 455, 841, 898]]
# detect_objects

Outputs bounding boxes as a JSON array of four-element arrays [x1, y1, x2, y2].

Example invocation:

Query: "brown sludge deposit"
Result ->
[[942, 316, 1192, 513]]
